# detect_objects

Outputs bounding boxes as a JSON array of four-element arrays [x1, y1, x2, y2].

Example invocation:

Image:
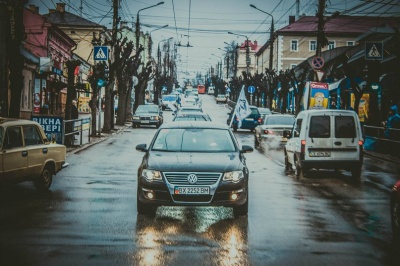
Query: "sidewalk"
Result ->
[[66, 123, 129, 154]]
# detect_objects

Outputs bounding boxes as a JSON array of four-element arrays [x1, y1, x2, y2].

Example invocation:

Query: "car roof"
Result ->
[[160, 121, 229, 130], [0, 117, 40, 127]]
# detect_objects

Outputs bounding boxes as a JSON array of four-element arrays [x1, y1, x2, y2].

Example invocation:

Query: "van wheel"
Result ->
[[295, 157, 305, 179], [284, 152, 292, 174], [34, 166, 53, 191], [351, 167, 362, 179]]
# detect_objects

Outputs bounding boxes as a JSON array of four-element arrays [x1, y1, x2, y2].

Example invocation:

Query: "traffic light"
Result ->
[[104, 65, 109, 81], [95, 63, 106, 87]]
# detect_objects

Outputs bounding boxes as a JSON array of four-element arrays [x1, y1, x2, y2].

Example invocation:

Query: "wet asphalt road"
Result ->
[[1, 95, 400, 266]]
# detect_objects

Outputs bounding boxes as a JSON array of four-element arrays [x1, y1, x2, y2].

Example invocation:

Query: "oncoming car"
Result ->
[[135, 121, 253, 217], [132, 104, 163, 128], [0, 117, 68, 191]]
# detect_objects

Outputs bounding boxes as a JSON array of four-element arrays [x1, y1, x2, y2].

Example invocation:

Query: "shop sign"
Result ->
[[31, 116, 64, 144], [52, 66, 62, 75]]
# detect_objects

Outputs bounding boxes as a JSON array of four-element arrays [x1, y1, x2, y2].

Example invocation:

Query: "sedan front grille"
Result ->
[[164, 172, 222, 185]]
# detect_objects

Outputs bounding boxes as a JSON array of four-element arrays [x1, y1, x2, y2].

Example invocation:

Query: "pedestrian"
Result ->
[[71, 100, 79, 139], [384, 105, 400, 139]]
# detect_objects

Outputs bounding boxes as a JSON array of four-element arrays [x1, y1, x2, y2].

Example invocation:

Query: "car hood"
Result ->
[[147, 152, 242, 172]]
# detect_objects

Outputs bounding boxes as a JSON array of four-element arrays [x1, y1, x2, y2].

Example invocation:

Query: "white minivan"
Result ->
[[284, 109, 364, 179]]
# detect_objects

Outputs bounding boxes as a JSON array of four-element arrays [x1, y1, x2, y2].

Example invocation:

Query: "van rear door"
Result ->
[[332, 115, 360, 160], [305, 114, 334, 160]]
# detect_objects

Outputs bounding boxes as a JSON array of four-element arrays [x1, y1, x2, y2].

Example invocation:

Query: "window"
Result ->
[[5, 127, 23, 148], [23, 125, 44, 146], [293, 118, 302, 138], [309, 116, 330, 138], [309, 40, 316, 51], [335, 116, 356, 138], [328, 41, 335, 50], [290, 40, 298, 51], [347, 41, 355, 46]]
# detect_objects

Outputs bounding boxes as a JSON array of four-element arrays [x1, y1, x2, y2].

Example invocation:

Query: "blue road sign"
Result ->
[[248, 86, 255, 94], [94, 46, 108, 61], [365, 42, 383, 60]]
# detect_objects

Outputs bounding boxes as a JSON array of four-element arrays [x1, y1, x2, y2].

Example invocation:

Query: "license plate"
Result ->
[[141, 120, 150, 123], [309, 151, 331, 157], [281, 137, 287, 141], [245, 118, 253, 121], [174, 186, 210, 195]]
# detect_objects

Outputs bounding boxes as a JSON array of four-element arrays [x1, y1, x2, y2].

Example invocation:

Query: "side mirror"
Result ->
[[241, 145, 254, 153], [136, 143, 147, 152]]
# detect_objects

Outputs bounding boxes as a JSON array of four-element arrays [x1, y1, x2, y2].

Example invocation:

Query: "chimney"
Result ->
[[56, 3, 66, 13], [289, 16, 295, 24], [49, 9, 56, 13], [29, 5, 39, 13]]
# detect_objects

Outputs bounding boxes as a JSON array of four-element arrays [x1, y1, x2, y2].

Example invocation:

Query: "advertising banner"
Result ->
[[309, 82, 329, 109], [31, 116, 64, 144], [33, 79, 41, 113], [351, 93, 370, 123]]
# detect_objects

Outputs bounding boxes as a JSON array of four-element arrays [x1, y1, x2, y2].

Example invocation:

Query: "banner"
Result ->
[[233, 86, 252, 128], [309, 82, 329, 109], [351, 93, 370, 123]]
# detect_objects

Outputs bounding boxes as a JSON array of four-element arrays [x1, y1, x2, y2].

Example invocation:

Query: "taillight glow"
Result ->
[[301, 140, 306, 154], [358, 140, 363, 146]]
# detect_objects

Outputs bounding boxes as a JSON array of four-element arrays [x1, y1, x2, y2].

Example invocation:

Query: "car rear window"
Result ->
[[309, 116, 330, 138], [152, 128, 236, 152], [335, 116, 356, 138], [264, 116, 294, 125]]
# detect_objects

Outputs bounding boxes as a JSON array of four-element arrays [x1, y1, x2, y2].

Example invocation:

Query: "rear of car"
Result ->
[[255, 114, 295, 149], [231, 106, 262, 132], [285, 109, 363, 178], [208, 86, 215, 95], [161, 95, 177, 110], [216, 94, 227, 103]]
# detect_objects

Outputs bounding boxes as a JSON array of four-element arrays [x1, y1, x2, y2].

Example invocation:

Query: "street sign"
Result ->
[[248, 86, 255, 94], [312, 57, 324, 69], [94, 46, 108, 61], [365, 42, 383, 60]]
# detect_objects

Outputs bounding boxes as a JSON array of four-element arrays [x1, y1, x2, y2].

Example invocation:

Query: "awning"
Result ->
[[328, 77, 364, 91], [328, 78, 346, 91]]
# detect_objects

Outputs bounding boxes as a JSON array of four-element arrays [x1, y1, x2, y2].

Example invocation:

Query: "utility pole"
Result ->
[[316, 0, 326, 57]]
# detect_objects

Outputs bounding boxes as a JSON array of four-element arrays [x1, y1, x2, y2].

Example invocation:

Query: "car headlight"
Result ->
[[142, 169, 162, 181], [133, 116, 140, 120], [223, 171, 244, 183], [151, 116, 159, 120]]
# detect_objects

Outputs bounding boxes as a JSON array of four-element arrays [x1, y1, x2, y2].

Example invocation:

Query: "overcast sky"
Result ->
[[25, 0, 395, 81]]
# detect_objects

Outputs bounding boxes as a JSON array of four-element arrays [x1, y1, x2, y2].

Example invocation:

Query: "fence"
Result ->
[[63, 117, 91, 146], [363, 125, 400, 157]]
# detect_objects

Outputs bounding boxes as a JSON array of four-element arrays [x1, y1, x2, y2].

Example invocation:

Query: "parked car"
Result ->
[[284, 109, 364, 179], [391, 179, 400, 239], [135, 121, 253, 217], [254, 114, 295, 150], [0, 118, 68, 191], [132, 104, 163, 128], [161, 94, 178, 110], [227, 106, 262, 132], [216, 94, 227, 104], [172, 112, 212, 121]]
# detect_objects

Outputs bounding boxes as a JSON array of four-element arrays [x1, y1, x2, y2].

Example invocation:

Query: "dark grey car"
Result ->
[[135, 121, 253, 217], [132, 104, 163, 128]]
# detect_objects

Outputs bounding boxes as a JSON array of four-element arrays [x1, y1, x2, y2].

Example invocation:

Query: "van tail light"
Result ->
[[301, 140, 306, 154], [358, 140, 363, 146], [258, 117, 262, 123]]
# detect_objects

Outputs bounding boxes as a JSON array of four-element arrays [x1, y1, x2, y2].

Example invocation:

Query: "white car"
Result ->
[[284, 109, 364, 179]]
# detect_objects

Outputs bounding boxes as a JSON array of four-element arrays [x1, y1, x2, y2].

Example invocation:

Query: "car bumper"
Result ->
[[137, 177, 248, 207], [300, 159, 363, 170], [132, 119, 160, 126]]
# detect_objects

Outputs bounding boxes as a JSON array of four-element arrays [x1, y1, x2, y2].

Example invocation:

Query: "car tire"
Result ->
[[351, 166, 362, 179], [233, 195, 248, 217], [254, 135, 260, 148], [137, 198, 156, 217], [34, 165, 53, 191], [284, 151, 292, 174], [295, 156, 306, 179], [391, 195, 400, 239]]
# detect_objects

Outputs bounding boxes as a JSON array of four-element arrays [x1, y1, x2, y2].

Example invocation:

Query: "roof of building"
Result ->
[[42, 11, 105, 29], [277, 16, 400, 35], [238, 40, 261, 53]]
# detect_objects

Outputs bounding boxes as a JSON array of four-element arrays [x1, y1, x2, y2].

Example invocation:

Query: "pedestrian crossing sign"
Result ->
[[365, 42, 383, 60], [94, 46, 108, 61]]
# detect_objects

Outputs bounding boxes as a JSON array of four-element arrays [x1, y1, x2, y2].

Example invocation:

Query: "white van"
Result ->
[[208, 86, 215, 95], [284, 109, 364, 179]]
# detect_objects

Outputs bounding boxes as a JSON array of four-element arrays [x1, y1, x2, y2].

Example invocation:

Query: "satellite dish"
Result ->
[[132, 76, 138, 86]]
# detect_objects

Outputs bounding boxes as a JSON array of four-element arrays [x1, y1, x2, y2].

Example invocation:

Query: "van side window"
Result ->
[[293, 118, 302, 138], [309, 116, 330, 138], [335, 116, 356, 138]]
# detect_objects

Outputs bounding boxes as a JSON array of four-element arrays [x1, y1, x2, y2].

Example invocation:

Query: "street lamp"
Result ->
[[228, 31, 250, 75], [147, 24, 168, 60], [136, 2, 165, 51], [250, 4, 274, 70], [212, 54, 223, 79]]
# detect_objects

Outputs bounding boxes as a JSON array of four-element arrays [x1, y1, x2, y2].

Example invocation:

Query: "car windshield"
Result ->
[[179, 107, 202, 112], [152, 128, 236, 152], [259, 108, 272, 115], [264, 116, 294, 125], [136, 105, 159, 114]]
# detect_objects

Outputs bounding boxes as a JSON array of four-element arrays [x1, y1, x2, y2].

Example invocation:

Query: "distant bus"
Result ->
[[197, 84, 206, 94]]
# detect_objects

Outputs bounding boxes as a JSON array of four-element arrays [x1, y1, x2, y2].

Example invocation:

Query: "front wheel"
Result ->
[[233, 198, 248, 217], [295, 157, 306, 179], [137, 198, 156, 217], [34, 166, 53, 191]]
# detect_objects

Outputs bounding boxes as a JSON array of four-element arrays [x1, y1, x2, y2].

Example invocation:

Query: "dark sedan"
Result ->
[[132, 104, 163, 128], [135, 122, 253, 217]]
